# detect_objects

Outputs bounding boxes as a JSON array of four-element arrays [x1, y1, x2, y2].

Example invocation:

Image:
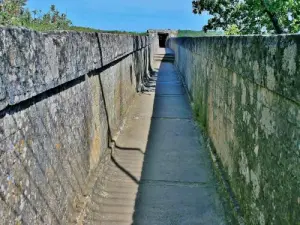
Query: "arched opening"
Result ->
[[158, 33, 169, 48]]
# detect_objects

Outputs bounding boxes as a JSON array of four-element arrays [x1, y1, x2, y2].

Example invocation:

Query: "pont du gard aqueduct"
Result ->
[[0, 27, 299, 225]]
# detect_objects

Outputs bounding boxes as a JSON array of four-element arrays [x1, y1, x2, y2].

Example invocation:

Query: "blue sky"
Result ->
[[26, 0, 211, 32]]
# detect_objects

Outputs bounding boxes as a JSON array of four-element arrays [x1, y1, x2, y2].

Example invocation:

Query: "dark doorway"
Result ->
[[158, 33, 169, 48]]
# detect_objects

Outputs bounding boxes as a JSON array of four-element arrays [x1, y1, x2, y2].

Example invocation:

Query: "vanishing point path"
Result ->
[[83, 49, 228, 225]]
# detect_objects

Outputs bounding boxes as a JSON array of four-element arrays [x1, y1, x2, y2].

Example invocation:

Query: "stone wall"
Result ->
[[168, 35, 300, 224], [147, 29, 178, 53], [0, 27, 151, 224]]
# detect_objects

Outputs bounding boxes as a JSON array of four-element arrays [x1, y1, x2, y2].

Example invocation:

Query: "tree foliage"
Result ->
[[0, 0, 72, 31], [0, 0, 27, 25], [225, 24, 240, 35], [192, 0, 300, 34], [0, 0, 147, 34], [178, 29, 222, 37]]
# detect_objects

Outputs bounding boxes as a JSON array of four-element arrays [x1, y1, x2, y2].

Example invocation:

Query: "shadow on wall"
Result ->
[[0, 29, 151, 224], [0, 76, 90, 224], [81, 59, 234, 224], [80, 58, 157, 225]]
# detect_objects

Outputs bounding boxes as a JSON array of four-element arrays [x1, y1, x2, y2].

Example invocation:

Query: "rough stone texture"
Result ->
[[148, 29, 177, 55], [0, 27, 149, 111], [0, 27, 150, 224], [83, 60, 229, 225], [168, 35, 300, 224], [147, 29, 178, 37]]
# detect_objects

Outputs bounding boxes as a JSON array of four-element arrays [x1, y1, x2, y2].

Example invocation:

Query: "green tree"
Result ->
[[225, 24, 240, 35], [39, 5, 72, 29], [192, 0, 300, 34], [0, 1, 72, 31], [0, 0, 27, 25]]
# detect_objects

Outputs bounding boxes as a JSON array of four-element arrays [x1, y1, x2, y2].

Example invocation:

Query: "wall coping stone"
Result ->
[[0, 27, 150, 111]]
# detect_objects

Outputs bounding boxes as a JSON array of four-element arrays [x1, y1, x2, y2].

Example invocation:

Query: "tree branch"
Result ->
[[260, 0, 284, 34]]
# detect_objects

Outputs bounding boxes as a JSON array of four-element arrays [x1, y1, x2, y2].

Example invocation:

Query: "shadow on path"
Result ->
[[83, 49, 233, 225], [130, 57, 228, 225]]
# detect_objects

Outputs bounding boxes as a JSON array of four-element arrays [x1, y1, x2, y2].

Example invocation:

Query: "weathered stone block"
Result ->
[[169, 34, 300, 225], [0, 27, 150, 110], [0, 27, 150, 224]]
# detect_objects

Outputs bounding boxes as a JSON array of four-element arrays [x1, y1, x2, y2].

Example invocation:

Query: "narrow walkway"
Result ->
[[84, 50, 227, 225]]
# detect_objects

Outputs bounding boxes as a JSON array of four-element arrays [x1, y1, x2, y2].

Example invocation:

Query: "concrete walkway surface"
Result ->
[[83, 50, 229, 225], [156, 47, 175, 55]]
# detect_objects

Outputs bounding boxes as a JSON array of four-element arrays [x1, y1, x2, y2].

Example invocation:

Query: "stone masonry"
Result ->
[[0, 27, 151, 224], [1, 26, 300, 225], [168, 35, 300, 225]]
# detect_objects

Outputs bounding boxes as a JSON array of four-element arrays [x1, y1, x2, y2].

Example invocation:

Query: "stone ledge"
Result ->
[[0, 27, 149, 111], [168, 35, 300, 104]]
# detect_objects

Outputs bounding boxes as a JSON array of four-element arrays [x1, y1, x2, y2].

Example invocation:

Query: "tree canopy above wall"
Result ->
[[192, 0, 300, 34]]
